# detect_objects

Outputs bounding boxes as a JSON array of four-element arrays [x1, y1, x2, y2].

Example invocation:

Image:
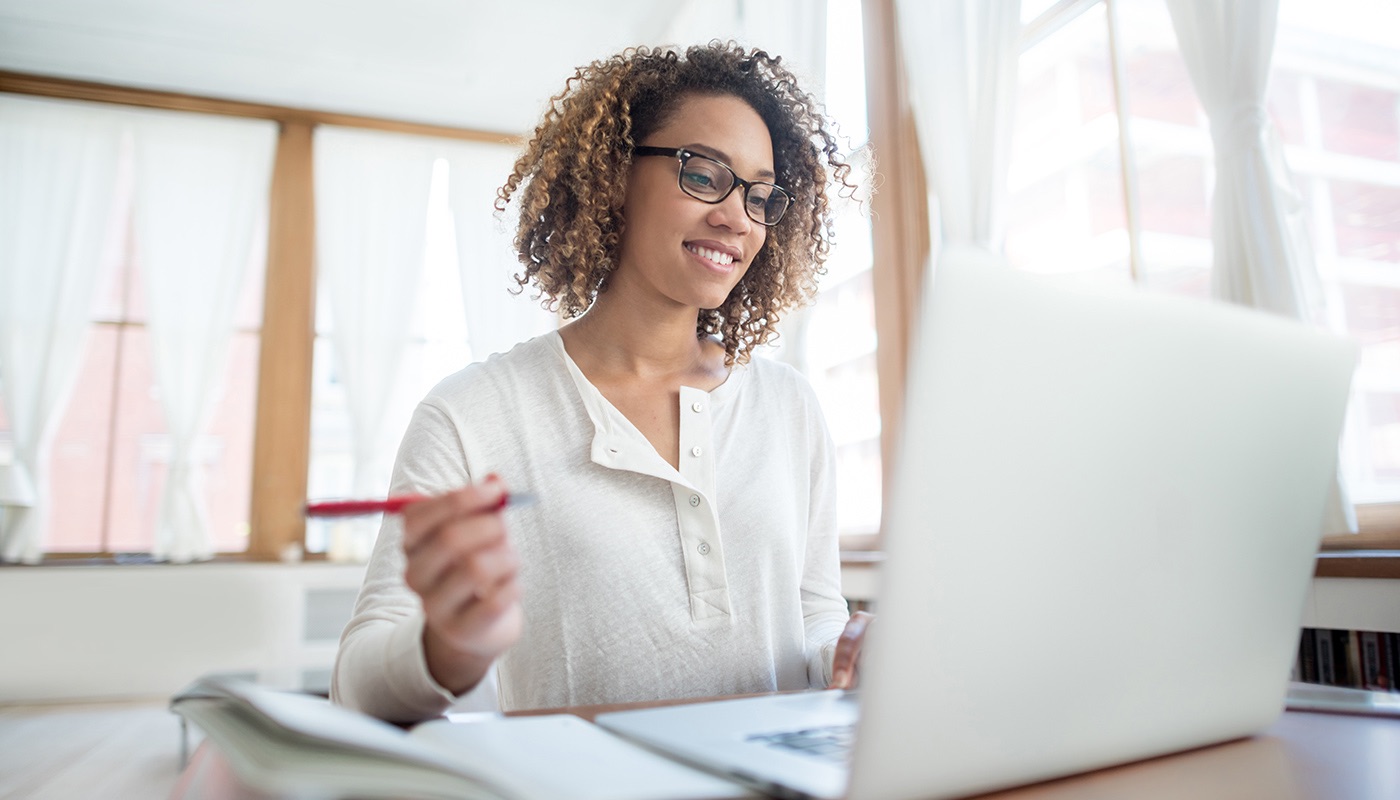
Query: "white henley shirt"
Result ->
[[332, 331, 849, 722]]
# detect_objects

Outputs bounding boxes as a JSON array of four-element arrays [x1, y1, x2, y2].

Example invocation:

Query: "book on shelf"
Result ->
[[1342, 631, 1362, 689], [1360, 632, 1385, 692], [1387, 632, 1400, 692], [170, 675, 752, 800], [1315, 629, 1336, 685], [1298, 633, 1318, 683], [1295, 629, 1400, 693]]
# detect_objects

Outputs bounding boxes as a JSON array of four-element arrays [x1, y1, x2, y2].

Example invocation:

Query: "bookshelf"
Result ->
[[1294, 628, 1400, 693]]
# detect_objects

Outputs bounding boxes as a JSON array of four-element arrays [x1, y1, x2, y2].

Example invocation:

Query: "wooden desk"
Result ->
[[173, 703, 1400, 800]]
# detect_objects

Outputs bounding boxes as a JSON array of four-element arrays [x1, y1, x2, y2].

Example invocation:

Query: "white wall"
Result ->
[[0, 563, 365, 704], [2, 564, 1394, 705], [1301, 578, 1400, 634]]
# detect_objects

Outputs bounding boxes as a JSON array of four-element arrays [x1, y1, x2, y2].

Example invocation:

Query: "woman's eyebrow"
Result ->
[[684, 143, 777, 180]]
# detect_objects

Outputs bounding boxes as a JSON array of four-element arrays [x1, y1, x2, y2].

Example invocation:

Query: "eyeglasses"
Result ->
[[632, 146, 793, 226]]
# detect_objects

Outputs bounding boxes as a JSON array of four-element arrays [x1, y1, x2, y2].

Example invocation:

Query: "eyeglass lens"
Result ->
[[679, 155, 789, 225]]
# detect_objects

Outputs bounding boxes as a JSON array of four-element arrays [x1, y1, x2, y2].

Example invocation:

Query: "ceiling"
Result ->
[[0, 0, 735, 136]]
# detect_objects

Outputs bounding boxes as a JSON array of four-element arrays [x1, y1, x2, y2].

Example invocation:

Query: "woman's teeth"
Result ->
[[686, 244, 735, 266]]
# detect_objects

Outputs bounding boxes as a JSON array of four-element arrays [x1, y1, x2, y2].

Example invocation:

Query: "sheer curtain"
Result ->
[[0, 96, 121, 563], [442, 142, 558, 361], [314, 127, 439, 560], [1164, 0, 1355, 533], [894, 0, 1022, 274], [662, 0, 828, 86], [133, 110, 277, 562]]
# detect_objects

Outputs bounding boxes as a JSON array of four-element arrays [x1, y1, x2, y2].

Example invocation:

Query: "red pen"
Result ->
[[304, 492, 538, 517]]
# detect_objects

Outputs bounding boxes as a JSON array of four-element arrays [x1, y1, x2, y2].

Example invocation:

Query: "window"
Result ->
[[304, 159, 473, 557], [9, 0, 1391, 563], [0, 97, 272, 560], [767, 0, 882, 543], [0, 81, 529, 563], [1006, 0, 1400, 535], [305, 147, 554, 558]]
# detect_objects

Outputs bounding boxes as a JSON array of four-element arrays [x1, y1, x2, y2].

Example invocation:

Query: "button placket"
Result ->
[[674, 385, 730, 623]]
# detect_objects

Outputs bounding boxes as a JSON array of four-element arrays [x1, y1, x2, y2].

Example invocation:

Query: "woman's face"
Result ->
[[614, 93, 773, 313]]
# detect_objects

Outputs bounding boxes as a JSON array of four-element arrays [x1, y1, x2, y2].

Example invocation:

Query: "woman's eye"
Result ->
[[682, 170, 715, 190]]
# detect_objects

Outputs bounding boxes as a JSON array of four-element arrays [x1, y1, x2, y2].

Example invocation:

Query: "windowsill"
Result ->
[[838, 530, 881, 553], [4, 552, 336, 568], [18, 533, 1397, 579], [840, 550, 886, 568], [1313, 551, 1400, 580], [837, 549, 1399, 581]]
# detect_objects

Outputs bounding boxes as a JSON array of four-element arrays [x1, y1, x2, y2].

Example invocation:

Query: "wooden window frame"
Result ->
[[0, 69, 518, 562], [861, 0, 931, 536]]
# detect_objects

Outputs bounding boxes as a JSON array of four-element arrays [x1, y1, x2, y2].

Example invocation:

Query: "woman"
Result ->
[[332, 41, 871, 723]]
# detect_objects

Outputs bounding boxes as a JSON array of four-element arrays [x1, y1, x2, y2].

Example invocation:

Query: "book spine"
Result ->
[[1299, 629, 1319, 684], [1387, 633, 1400, 694], [1379, 634, 1392, 693], [1345, 631, 1364, 689], [1361, 632, 1383, 691], [1316, 629, 1335, 685], [1332, 630, 1352, 688]]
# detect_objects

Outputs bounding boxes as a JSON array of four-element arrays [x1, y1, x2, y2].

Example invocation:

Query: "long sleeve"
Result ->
[[330, 400, 498, 722]]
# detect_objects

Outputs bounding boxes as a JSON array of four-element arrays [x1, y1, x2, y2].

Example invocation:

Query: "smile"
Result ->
[[684, 243, 736, 267]]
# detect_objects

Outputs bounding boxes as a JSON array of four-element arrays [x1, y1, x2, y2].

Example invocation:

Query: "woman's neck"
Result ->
[[560, 291, 724, 385]]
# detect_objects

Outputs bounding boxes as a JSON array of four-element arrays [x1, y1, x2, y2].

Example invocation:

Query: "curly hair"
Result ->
[[496, 41, 854, 365]]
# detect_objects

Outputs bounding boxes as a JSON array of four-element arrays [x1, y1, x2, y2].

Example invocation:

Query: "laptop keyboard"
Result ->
[[745, 724, 856, 763]]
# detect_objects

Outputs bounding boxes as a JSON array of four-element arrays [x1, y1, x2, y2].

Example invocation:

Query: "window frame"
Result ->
[[0, 68, 519, 562]]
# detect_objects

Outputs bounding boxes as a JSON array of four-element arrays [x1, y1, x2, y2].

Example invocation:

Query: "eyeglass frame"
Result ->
[[631, 145, 794, 227]]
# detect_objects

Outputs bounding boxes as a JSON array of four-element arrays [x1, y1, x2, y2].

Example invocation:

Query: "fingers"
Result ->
[[829, 611, 875, 690], [415, 539, 520, 625], [403, 511, 515, 601], [402, 480, 508, 557], [441, 574, 522, 639], [402, 480, 508, 593], [401, 478, 524, 661]]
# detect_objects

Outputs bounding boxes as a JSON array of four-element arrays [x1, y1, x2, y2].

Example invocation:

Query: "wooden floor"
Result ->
[[0, 699, 200, 799]]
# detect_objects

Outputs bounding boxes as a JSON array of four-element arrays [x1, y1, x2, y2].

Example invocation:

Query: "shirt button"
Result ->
[[688, 494, 701, 507], [691, 402, 704, 413], [697, 541, 711, 555], [690, 446, 702, 457]]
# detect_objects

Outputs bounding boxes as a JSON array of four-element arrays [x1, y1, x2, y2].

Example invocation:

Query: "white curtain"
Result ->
[[1164, 0, 1355, 534], [442, 142, 558, 361], [894, 0, 1022, 272], [661, 0, 828, 91], [314, 127, 439, 559], [133, 111, 277, 562], [0, 96, 121, 563]]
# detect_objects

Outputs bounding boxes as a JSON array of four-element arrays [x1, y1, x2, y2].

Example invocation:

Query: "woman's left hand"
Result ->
[[828, 611, 875, 690]]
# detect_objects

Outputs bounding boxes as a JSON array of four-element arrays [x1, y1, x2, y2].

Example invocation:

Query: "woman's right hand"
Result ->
[[401, 477, 524, 695]]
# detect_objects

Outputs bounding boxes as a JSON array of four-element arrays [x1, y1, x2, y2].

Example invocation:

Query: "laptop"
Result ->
[[596, 258, 1358, 800]]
